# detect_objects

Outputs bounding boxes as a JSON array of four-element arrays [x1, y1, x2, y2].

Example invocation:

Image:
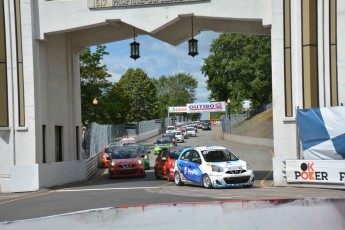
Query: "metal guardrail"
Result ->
[[86, 153, 100, 179]]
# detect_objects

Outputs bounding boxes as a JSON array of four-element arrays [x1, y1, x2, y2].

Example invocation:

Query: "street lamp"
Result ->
[[92, 98, 98, 123], [227, 98, 231, 133]]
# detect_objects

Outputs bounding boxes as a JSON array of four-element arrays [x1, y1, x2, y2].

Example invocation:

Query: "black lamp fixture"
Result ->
[[188, 16, 198, 57], [130, 27, 140, 60]]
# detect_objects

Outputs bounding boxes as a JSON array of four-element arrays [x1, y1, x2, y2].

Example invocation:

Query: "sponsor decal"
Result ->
[[169, 107, 187, 113], [294, 162, 328, 181], [188, 102, 224, 111], [184, 166, 199, 176]]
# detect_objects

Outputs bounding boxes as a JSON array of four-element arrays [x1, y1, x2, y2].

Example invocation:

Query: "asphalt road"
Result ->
[[1, 126, 344, 222]]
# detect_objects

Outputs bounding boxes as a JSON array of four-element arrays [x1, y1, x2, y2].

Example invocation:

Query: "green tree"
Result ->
[[154, 73, 198, 119], [118, 68, 158, 122], [201, 34, 271, 111], [80, 45, 112, 126]]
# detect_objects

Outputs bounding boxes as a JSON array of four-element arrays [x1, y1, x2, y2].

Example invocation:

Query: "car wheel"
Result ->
[[202, 174, 213, 189], [174, 172, 184, 186]]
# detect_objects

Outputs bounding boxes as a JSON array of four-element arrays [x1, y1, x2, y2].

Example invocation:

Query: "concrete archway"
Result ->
[[1, 0, 344, 192]]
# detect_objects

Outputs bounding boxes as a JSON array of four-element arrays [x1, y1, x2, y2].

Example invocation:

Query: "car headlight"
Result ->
[[246, 164, 252, 170], [111, 161, 117, 166], [136, 159, 142, 165], [211, 165, 224, 172], [144, 155, 148, 159]]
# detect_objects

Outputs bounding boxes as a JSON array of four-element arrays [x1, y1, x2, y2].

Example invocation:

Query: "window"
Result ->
[[180, 151, 192, 162], [55, 126, 63, 162], [14, 0, 25, 126], [42, 125, 46, 163], [302, 0, 319, 108], [76, 126, 80, 160], [0, 0, 8, 127]]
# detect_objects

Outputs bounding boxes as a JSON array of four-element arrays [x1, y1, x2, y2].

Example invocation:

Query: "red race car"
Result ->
[[108, 146, 145, 178], [154, 146, 190, 181]]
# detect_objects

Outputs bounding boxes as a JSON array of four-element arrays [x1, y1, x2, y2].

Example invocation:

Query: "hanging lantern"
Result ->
[[130, 27, 140, 60], [188, 37, 198, 57], [188, 16, 198, 57]]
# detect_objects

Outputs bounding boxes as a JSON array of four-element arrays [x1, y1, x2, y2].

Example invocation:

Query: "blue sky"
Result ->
[[101, 31, 220, 104]]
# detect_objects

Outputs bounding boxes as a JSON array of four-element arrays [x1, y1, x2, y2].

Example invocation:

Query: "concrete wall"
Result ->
[[1, 199, 344, 229]]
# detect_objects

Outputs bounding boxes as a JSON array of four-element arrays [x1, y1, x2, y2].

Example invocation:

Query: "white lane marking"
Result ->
[[57, 187, 157, 192]]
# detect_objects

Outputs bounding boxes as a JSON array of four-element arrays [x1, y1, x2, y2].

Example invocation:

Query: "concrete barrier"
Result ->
[[222, 132, 274, 148], [1, 199, 344, 229]]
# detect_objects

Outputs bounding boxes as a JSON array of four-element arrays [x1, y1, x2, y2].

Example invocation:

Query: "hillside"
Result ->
[[232, 109, 273, 139]]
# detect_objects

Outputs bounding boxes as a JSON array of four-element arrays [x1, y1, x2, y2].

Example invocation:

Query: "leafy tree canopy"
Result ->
[[201, 34, 271, 111], [154, 73, 198, 119], [118, 68, 159, 122]]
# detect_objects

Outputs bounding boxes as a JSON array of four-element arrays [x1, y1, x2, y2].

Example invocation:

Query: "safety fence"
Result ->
[[222, 103, 273, 139], [82, 117, 185, 159]]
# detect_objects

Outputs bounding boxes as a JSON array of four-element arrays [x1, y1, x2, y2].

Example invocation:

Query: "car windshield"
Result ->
[[174, 131, 182, 135], [169, 149, 183, 159], [187, 127, 194, 131], [111, 149, 139, 159], [167, 127, 175, 130], [201, 149, 239, 162], [156, 139, 171, 144]]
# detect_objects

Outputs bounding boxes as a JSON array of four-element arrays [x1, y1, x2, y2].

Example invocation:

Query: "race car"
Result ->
[[173, 146, 255, 188]]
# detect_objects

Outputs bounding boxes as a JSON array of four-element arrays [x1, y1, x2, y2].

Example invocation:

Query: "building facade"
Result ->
[[0, 0, 344, 192]]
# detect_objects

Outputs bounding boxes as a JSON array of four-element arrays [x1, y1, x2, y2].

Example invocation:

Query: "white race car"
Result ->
[[174, 146, 255, 188]]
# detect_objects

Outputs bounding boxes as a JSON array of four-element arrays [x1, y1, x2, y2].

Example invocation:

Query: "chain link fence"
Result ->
[[222, 103, 273, 139], [82, 117, 182, 159]]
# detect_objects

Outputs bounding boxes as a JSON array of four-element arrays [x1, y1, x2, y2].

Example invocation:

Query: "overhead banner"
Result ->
[[285, 160, 345, 185], [169, 107, 187, 113], [297, 106, 345, 160], [187, 102, 226, 113]]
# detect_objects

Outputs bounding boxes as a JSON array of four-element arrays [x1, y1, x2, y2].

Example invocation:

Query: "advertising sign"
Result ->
[[186, 102, 226, 113], [168, 107, 187, 113], [286, 160, 345, 185]]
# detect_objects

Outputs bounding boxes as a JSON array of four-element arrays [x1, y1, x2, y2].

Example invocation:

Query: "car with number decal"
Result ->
[[174, 146, 254, 188]]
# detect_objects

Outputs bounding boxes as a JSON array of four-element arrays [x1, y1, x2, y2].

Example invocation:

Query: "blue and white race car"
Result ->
[[174, 146, 255, 188]]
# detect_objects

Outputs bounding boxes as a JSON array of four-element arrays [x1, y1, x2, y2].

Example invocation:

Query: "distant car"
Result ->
[[129, 144, 151, 170], [197, 122, 204, 129], [119, 137, 138, 146], [162, 133, 177, 146], [174, 146, 255, 188], [166, 126, 176, 134], [173, 130, 184, 143], [154, 146, 190, 181], [154, 138, 174, 155], [186, 124, 198, 132], [186, 127, 197, 137], [202, 122, 212, 130], [108, 147, 145, 178]]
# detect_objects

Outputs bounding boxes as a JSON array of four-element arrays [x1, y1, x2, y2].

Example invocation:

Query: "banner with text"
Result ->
[[286, 160, 345, 185], [168, 107, 188, 113], [186, 102, 226, 113]]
